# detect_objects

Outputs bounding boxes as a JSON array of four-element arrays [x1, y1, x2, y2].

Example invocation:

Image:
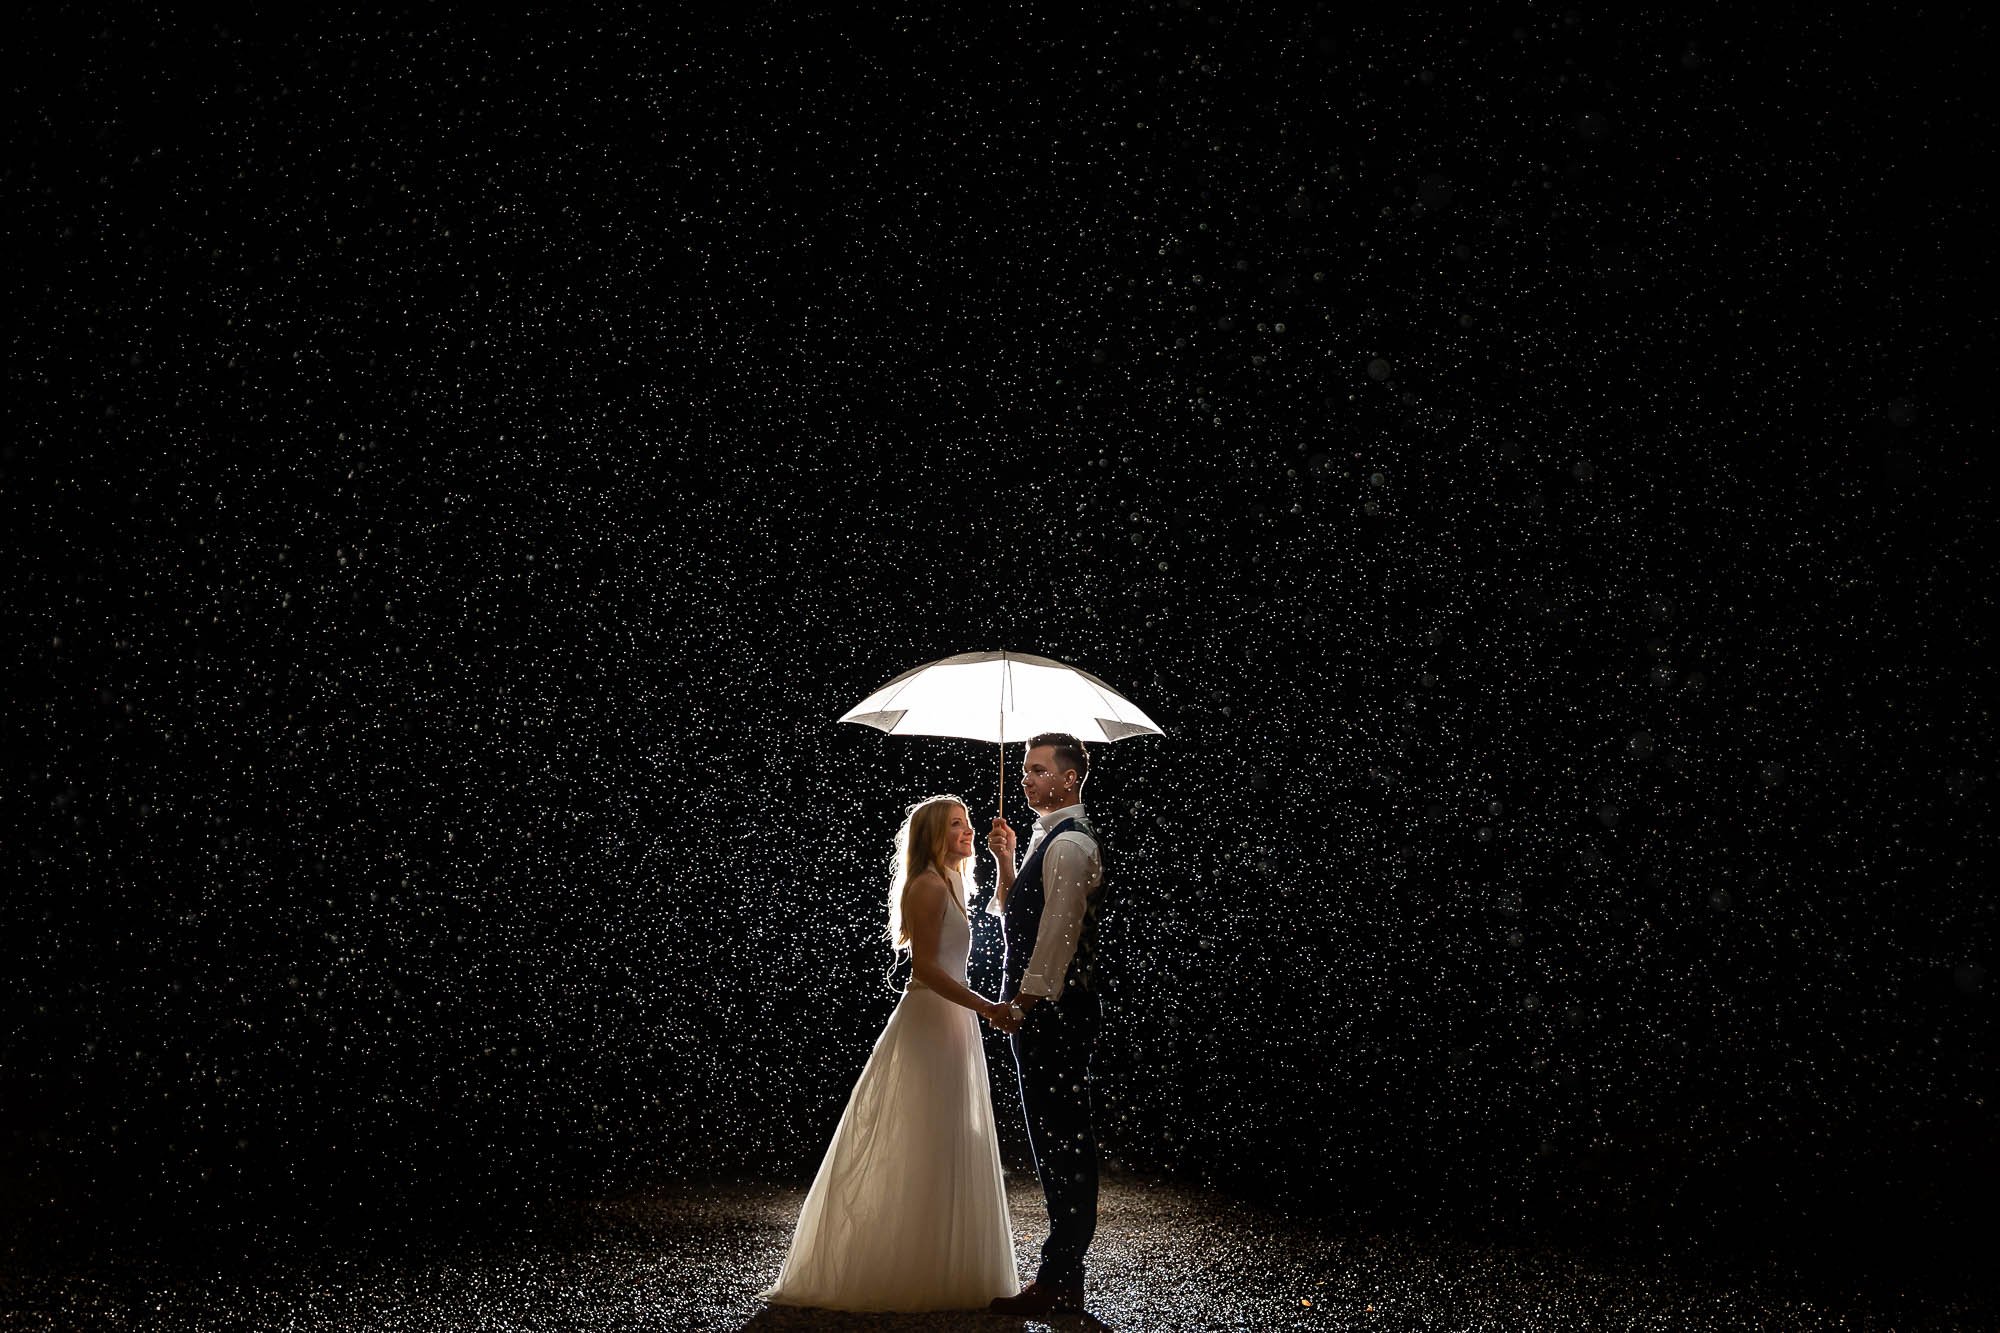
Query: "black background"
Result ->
[[4, 3, 1992, 1301]]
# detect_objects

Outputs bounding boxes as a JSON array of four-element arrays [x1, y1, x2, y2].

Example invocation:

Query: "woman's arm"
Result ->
[[906, 872, 1005, 1018]]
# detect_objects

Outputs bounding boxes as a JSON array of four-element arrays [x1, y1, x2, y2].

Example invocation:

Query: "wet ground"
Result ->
[[1, 1168, 1990, 1330]]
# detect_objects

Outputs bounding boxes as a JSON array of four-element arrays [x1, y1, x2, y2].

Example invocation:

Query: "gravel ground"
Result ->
[[1, 1169, 1989, 1331]]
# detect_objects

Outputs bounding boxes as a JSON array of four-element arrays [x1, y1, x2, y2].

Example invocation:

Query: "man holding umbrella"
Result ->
[[985, 732, 1107, 1318]]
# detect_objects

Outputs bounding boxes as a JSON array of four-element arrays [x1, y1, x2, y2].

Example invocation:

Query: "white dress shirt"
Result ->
[[984, 802, 1103, 1002]]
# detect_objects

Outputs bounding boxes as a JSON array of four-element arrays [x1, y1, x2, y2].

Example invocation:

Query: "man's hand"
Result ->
[[987, 816, 1017, 863], [985, 1001, 1023, 1035]]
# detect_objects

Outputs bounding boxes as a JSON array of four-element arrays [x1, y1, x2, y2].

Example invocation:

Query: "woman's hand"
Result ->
[[983, 999, 1022, 1034]]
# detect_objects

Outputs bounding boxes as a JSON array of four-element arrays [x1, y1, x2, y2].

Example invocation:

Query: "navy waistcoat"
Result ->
[[1001, 814, 1107, 1003]]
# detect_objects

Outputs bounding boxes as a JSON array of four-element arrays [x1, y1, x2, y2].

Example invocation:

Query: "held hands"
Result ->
[[983, 999, 1023, 1035], [987, 816, 1017, 864]]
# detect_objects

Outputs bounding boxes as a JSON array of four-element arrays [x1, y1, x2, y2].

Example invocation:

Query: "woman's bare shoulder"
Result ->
[[905, 867, 948, 896]]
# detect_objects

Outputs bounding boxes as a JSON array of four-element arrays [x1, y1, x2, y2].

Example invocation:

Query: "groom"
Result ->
[[984, 732, 1107, 1318]]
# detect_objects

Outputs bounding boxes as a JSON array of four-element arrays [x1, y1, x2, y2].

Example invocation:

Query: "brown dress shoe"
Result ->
[[989, 1278, 1086, 1316]]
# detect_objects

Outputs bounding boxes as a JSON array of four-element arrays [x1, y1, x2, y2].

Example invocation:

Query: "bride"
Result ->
[[757, 795, 1023, 1312]]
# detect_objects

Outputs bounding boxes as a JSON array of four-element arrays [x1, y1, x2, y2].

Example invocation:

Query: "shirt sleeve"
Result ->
[[1017, 832, 1103, 1002]]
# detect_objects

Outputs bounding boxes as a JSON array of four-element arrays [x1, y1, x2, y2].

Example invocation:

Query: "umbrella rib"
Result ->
[[1084, 678, 1124, 718], [1083, 676, 1147, 726], [874, 672, 929, 713]]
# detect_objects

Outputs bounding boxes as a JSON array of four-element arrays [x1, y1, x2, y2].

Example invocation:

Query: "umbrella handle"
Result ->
[[997, 651, 1006, 825]]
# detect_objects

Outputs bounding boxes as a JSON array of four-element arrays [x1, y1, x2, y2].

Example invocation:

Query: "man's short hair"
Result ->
[[1028, 732, 1090, 786]]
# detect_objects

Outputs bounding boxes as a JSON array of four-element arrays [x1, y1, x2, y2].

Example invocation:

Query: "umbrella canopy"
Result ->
[[838, 650, 1164, 820], [838, 650, 1164, 744]]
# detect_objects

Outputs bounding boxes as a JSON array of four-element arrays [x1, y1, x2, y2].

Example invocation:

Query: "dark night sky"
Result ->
[[3, 2, 1993, 1292]]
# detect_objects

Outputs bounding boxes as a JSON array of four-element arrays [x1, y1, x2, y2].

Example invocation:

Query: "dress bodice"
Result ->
[[910, 867, 972, 991]]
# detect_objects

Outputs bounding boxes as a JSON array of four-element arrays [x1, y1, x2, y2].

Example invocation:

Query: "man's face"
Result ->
[[1022, 745, 1076, 813]]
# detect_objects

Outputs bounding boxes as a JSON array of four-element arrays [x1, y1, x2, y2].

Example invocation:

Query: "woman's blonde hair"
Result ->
[[884, 794, 973, 959]]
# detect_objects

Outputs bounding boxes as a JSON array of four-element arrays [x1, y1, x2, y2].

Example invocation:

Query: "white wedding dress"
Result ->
[[758, 868, 1018, 1312]]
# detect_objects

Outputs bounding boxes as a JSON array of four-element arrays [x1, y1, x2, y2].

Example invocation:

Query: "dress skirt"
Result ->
[[757, 982, 1018, 1312]]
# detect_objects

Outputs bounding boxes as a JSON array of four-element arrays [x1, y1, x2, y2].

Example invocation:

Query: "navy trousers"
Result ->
[[1006, 988, 1101, 1285]]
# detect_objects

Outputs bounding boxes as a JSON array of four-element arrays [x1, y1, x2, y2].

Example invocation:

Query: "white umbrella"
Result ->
[[838, 650, 1164, 821]]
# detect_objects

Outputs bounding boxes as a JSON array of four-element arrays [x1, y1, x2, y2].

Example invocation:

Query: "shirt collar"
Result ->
[[1033, 802, 1088, 832]]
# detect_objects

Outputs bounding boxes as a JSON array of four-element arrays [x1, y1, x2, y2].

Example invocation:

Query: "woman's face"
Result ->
[[941, 803, 976, 860]]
